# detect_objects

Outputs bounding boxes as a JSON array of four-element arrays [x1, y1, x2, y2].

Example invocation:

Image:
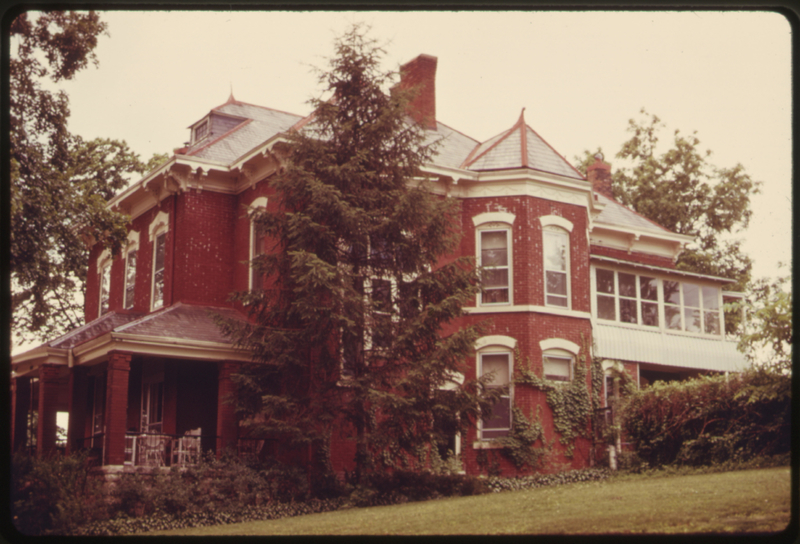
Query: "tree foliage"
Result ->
[[575, 109, 761, 291], [732, 266, 792, 372], [10, 11, 159, 342], [219, 26, 495, 491]]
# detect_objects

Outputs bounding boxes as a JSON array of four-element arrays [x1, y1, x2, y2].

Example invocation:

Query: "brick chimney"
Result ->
[[587, 153, 613, 198], [395, 54, 437, 130]]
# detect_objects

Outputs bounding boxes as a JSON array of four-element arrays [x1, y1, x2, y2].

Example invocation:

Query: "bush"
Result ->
[[484, 468, 611, 493], [349, 470, 489, 507], [621, 368, 791, 468], [11, 450, 104, 535]]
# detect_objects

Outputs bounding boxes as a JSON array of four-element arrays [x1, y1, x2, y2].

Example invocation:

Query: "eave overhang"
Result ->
[[590, 254, 738, 285]]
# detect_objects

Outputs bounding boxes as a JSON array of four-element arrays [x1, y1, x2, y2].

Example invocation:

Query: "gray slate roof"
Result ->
[[185, 101, 303, 164], [49, 312, 144, 349], [460, 112, 584, 180], [593, 193, 672, 233]]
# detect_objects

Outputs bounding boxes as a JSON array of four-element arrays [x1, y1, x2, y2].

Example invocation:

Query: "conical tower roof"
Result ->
[[461, 109, 584, 180]]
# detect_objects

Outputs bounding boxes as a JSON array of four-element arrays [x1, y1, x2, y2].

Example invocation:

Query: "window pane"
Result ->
[[620, 298, 637, 324], [640, 276, 658, 301], [547, 294, 568, 307], [546, 270, 567, 296], [618, 273, 636, 298], [543, 355, 571, 381], [100, 266, 110, 314], [663, 280, 681, 305], [685, 308, 701, 332], [702, 286, 720, 310], [372, 279, 392, 312], [704, 310, 721, 335], [155, 233, 166, 271], [683, 283, 700, 308], [125, 251, 137, 309], [482, 288, 509, 304], [641, 301, 658, 326], [597, 294, 616, 320], [544, 231, 566, 271], [481, 232, 508, 266], [665, 305, 682, 330], [482, 397, 511, 433], [483, 268, 509, 289], [482, 354, 510, 386], [596, 269, 615, 294]]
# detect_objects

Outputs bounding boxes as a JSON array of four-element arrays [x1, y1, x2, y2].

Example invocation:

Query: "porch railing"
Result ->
[[124, 430, 208, 468]]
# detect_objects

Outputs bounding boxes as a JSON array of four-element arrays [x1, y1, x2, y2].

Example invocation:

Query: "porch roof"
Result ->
[[12, 303, 251, 375]]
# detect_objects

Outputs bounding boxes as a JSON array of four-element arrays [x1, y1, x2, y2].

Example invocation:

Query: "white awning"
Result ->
[[594, 323, 748, 372]]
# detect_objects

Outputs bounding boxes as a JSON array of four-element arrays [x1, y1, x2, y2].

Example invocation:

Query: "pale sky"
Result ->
[[14, 10, 792, 351]]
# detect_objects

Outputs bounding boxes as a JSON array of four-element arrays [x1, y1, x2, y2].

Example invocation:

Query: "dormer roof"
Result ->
[[460, 109, 584, 180]]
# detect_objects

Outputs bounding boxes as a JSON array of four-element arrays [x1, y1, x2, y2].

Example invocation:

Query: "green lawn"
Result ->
[[146, 467, 793, 535]]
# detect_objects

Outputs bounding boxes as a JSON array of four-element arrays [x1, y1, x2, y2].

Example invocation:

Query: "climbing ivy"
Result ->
[[512, 336, 593, 458], [497, 406, 551, 470]]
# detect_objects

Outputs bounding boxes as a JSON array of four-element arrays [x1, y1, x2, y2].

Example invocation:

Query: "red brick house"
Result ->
[[10, 54, 747, 475]]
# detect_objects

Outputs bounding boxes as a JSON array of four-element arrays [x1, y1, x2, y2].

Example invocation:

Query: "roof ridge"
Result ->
[[524, 123, 586, 180], [115, 302, 184, 333], [433, 119, 480, 145], [213, 99, 303, 119], [461, 123, 516, 168]]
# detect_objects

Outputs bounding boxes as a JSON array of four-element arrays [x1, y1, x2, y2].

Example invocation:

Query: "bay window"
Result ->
[[543, 349, 574, 383], [152, 232, 166, 310], [124, 250, 137, 310]]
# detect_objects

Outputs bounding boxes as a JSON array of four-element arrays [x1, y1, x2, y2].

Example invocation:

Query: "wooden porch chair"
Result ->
[[138, 434, 168, 467], [173, 428, 202, 467]]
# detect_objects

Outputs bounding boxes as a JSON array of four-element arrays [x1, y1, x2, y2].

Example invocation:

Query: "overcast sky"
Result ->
[[27, 9, 793, 290]]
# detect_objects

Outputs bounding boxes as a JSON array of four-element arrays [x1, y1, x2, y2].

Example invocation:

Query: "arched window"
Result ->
[[540, 338, 580, 383], [249, 197, 268, 291], [540, 215, 573, 309], [123, 231, 140, 310], [98, 249, 112, 317], [148, 211, 169, 310]]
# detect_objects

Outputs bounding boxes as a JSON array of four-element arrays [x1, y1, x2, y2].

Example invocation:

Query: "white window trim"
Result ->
[[475, 341, 515, 442], [592, 265, 725, 339], [149, 212, 169, 312], [539, 338, 579, 355], [543, 225, 571, 309], [248, 197, 268, 291], [98, 249, 112, 318], [123, 231, 140, 310], [475, 213, 515, 307], [192, 118, 210, 144], [539, 214, 574, 233]]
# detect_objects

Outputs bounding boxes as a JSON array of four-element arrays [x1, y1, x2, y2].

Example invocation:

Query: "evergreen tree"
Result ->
[[220, 27, 496, 491]]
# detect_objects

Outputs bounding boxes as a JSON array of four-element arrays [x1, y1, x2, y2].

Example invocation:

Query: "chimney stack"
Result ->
[[587, 153, 613, 198], [395, 54, 437, 130]]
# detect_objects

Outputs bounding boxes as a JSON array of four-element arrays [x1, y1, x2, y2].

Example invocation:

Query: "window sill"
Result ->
[[472, 441, 506, 450]]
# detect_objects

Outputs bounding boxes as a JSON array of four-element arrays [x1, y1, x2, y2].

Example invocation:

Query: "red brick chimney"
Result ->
[[587, 153, 613, 198], [395, 54, 437, 130]]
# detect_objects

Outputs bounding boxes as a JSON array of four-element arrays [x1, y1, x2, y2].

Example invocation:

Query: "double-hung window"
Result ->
[[99, 261, 111, 316], [249, 197, 268, 291], [152, 233, 166, 310], [473, 212, 515, 306], [149, 211, 169, 311], [479, 351, 512, 439], [543, 349, 573, 382], [480, 230, 510, 304], [543, 228, 569, 307], [124, 251, 137, 310]]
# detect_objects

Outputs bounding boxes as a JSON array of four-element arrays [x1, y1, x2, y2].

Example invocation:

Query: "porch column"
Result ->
[[216, 361, 241, 457], [66, 367, 89, 455], [37, 365, 62, 454], [104, 352, 132, 466], [11, 376, 31, 452]]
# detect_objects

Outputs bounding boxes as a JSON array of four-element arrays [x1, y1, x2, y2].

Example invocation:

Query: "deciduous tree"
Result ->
[[10, 11, 161, 342], [575, 109, 761, 291], [219, 26, 495, 492]]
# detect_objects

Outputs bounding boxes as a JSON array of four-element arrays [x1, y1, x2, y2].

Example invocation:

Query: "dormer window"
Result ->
[[193, 119, 209, 143]]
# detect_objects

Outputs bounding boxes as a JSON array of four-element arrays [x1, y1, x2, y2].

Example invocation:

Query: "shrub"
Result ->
[[484, 468, 611, 493], [11, 450, 104, 535], [621, 368, 791, 468], [349, 470, 489, 507]]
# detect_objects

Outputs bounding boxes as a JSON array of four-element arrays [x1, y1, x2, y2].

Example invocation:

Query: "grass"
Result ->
[[145, 467, 793, 535]]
